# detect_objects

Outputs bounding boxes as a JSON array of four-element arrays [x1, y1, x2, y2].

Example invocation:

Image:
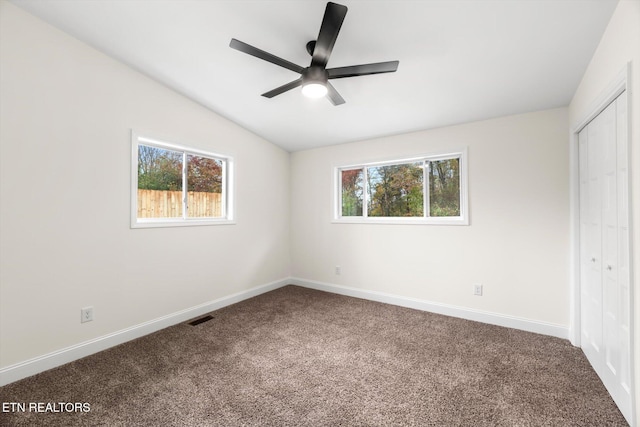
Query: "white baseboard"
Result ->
[[1, 277, 570, 387], [290, 277, 569, 340], [0, 278, 290, 387]]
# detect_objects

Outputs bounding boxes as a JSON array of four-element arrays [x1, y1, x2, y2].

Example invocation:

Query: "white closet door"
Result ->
[[579, 91, 632, 423], [580, 107, 604, 365], [614, 91, 632, 414]]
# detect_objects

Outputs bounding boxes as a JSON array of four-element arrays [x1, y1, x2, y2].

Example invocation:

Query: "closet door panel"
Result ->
[[578, 130, 591, 344], [615, 92, 632, 406], [579, 91, 632, 422], [585, 113, 603, 356]]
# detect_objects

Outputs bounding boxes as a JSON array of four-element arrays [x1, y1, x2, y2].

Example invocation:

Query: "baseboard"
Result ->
[[290, 278, 569, 340], [1, 277, 570, 387], [0, 278, 290, 386]]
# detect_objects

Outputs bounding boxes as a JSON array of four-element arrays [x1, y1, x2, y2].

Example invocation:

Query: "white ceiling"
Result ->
[[11, 0, 618, 152]]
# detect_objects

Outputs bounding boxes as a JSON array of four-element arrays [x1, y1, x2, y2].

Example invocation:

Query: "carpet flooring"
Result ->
[[0, 285, 629, 426]]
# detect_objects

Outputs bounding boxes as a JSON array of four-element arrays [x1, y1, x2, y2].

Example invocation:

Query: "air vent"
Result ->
[[188, 315, 214, 326]]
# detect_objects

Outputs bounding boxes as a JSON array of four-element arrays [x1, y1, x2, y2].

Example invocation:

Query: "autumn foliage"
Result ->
[[341, 158, 460, 218]]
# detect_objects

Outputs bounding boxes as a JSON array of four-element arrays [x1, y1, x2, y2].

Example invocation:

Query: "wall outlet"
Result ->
[[81, 306, 94, 323], [473, 284, 483, 296], [335, 266, 341, 275]]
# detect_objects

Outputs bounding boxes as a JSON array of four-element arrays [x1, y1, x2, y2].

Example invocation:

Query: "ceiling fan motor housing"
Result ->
[[302, 67, 328, 86]]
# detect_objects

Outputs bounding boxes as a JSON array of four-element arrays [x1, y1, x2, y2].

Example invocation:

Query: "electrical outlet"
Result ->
[[473, 284, 483, 296], [81, 306, 94, 323], [335, 266, 341, 275]]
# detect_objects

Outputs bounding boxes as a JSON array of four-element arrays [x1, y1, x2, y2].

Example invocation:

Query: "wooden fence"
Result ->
[[137, 189, 222, 218]]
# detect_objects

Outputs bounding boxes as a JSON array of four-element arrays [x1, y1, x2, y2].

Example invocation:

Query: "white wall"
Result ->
[[0, 2, 290, 369], [291, 108, 570, 327], [568, 0, 640, 420]]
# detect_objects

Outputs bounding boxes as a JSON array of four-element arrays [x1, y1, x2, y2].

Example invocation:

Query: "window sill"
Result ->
[[332, 217, 469, 226], [131, 219, 236, 229]]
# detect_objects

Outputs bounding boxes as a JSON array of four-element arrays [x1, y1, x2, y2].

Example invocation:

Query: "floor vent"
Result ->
[[188, 315, 214, 326]]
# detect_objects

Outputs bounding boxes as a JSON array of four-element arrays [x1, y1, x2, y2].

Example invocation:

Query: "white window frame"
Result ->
[[333, 148, 468, 225], [131, 131, 235, 228]]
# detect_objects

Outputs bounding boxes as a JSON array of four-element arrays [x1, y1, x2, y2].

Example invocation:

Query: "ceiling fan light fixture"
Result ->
[[230, 2, 398, 106], [301, 81, 328, 98]]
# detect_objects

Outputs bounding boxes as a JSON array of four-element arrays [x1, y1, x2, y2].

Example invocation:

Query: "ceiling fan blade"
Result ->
[[230, 38, 305, 74], [325, 82, 345, 105], [261, 78, 303, 98], [311, 2, 348, 69], [328, 60, 399, 79]]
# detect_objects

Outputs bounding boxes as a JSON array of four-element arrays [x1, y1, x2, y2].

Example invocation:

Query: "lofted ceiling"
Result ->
[[10, 0, 618, 152]]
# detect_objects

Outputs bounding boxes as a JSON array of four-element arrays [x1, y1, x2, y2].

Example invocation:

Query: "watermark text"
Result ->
[[2, 402, 91, 413]]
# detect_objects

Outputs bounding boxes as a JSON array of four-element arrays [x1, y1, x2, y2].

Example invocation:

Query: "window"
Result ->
[[335, 149, 467, 224], [131, 132, 234, 227]]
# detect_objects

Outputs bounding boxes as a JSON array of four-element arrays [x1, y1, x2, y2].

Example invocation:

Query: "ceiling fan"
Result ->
[[229, 1, 399, 105]]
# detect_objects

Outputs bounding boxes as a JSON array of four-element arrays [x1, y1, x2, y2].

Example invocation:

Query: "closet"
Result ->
[[578, 90, 632, 422]]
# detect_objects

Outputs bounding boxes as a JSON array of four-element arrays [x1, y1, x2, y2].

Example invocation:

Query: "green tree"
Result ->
[[368, 162, 423, 217], [137, 145, 182, 191], [341, 169, 363, 216], [429, 158, 460, 216]]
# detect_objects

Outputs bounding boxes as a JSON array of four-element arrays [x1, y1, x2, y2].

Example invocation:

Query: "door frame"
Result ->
[[569, 62, 635, 425]]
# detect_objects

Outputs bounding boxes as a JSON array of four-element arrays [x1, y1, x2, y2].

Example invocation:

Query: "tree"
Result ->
[[429, 158, 460, 216], [368, 163, 423, 217], [341, 169, 363, 216], [137, 145, 182, 191], [187, 155, 222, 193], [138, 148, 223, 193]]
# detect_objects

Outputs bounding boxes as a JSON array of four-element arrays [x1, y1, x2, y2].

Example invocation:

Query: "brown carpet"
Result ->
[[0, 285, 628, 426]]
